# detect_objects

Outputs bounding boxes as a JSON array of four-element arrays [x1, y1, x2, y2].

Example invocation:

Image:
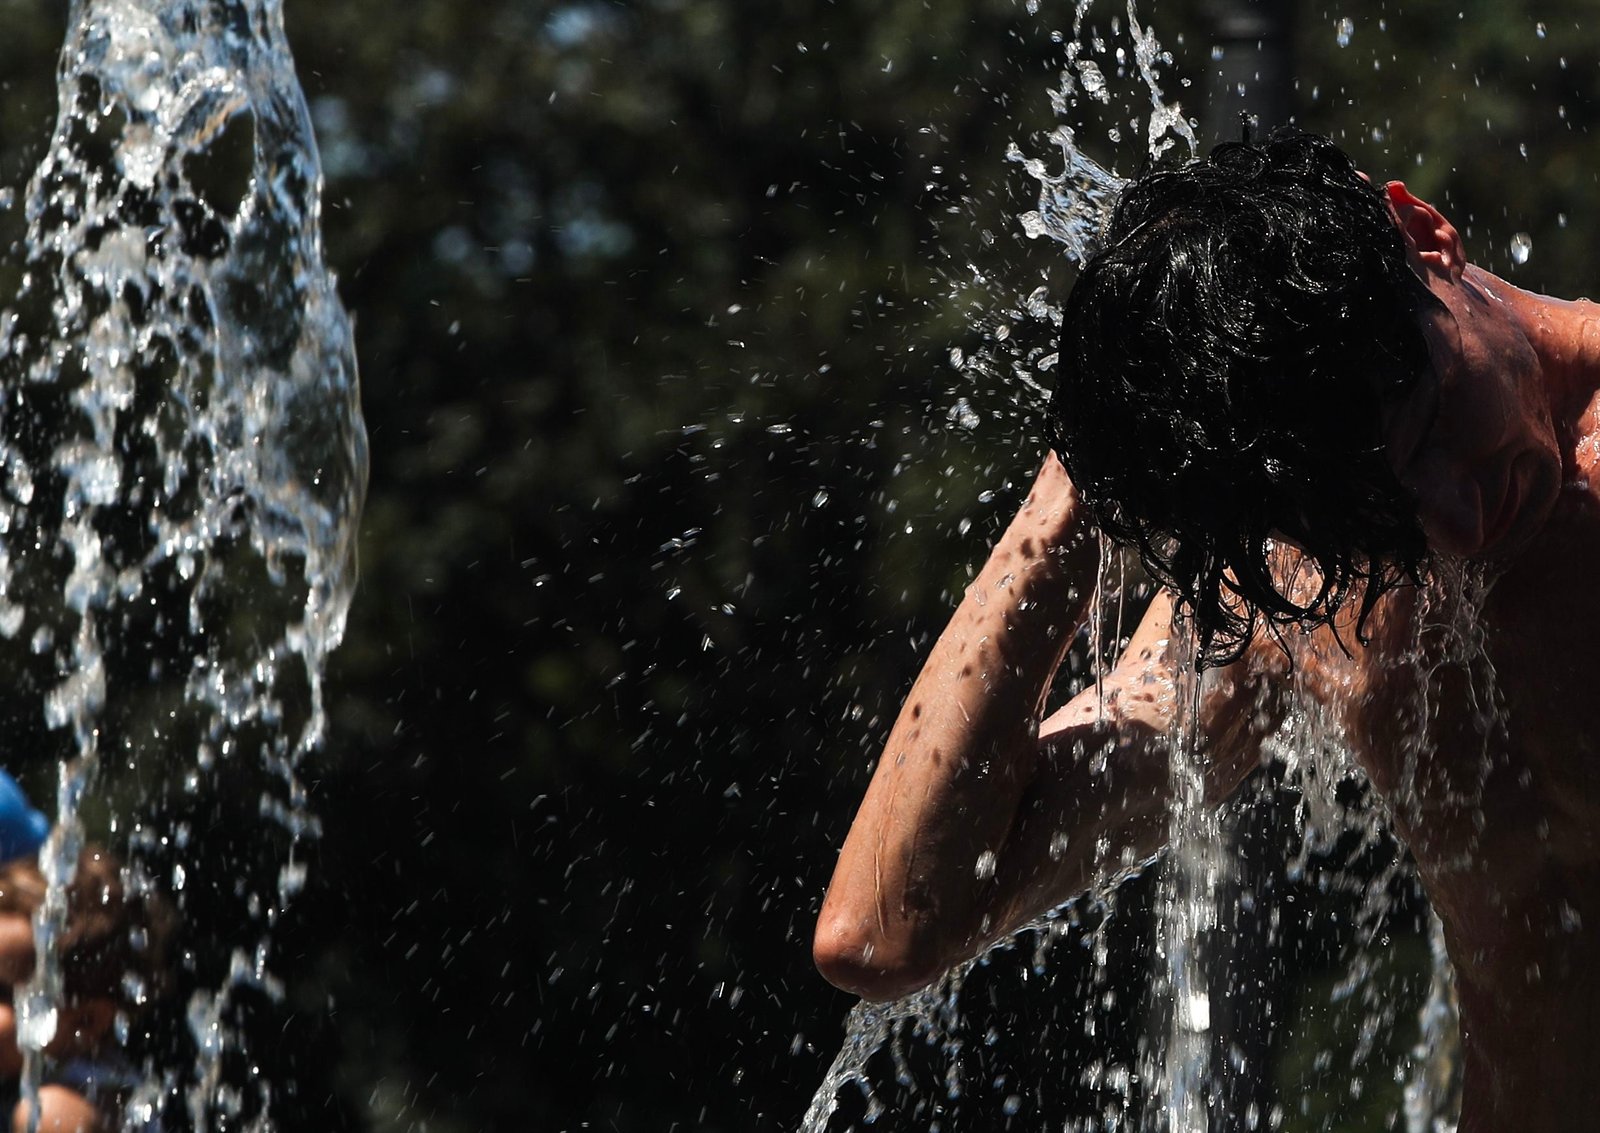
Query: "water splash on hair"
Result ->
[[951, 0, 1194, 450], [1010, 132, 1127, 270], [1010, 0, 1197, 269]]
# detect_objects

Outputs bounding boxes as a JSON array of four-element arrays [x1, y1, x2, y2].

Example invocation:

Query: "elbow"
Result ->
[[812, 907, 950, 1003]]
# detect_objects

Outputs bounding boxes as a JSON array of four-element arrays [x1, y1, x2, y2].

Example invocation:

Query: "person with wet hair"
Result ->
[[817, 126, 1600, 1130]]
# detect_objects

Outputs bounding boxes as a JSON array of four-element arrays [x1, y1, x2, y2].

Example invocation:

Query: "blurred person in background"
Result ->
[[0, 771, 174, 1133]]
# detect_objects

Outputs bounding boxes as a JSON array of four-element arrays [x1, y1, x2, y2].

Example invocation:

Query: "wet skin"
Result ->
[[816, 188, 1600, 1132], [1311, 215, 1600, 1126], [1298, 472, 1600, 1133]]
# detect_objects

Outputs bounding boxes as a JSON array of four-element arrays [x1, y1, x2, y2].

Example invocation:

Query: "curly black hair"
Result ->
[[1048, 127, 1437, 666]]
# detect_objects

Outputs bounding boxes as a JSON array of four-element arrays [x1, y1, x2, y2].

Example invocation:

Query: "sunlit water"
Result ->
[[0, 0, 365, 1127], [802, 2, 1471, 1130]]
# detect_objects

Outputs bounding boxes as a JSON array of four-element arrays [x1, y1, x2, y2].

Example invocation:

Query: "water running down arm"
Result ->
[[813, 454, 1271, 1001]]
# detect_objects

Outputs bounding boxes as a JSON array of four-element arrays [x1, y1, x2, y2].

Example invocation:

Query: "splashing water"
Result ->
[[964, 0, 1191, 436], [800, 972, 971, 1133], [806, 3, 1201, 1129], [1, 0, 365, 1126], [1011, 0, 1197, 270], [1009, 130, 1126, 270]]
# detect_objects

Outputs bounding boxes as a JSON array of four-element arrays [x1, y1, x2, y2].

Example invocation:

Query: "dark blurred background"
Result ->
[[2, 0, 1599, 1129]]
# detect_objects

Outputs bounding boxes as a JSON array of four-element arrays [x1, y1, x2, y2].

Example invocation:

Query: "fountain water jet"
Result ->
[[0, 0, 365, 1127]]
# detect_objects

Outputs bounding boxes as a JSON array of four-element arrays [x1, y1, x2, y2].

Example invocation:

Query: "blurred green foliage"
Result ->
[[1, 0, 1597, 1129]]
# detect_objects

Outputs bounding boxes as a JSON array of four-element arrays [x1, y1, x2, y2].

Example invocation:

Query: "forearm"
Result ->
[[815, 520, 1277, 1000], [814, 455, 1100, 997]]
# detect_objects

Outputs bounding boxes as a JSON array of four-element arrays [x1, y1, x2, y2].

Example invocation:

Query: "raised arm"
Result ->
[[813, 454, 1275, 1001]]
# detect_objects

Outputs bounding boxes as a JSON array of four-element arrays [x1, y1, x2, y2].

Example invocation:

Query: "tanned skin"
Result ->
[[815, 183, 1600, 1133]]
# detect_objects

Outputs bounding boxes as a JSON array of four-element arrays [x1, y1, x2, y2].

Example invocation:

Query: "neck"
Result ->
[[1469, 265, 1600, 421]]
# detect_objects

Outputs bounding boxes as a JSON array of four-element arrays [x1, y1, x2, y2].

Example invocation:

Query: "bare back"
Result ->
[[1284, 397, 1600, 1132]]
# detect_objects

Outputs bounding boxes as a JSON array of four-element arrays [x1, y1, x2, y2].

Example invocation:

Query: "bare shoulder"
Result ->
[[1040, 584, 1287, 806]]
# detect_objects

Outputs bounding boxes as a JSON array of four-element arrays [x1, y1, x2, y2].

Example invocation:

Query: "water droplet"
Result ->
[[1025, 285, 1055, 321], [16, 995, 57, 1050], [1537, 20, 1547, 37], [1510, 232, 1532, 265], [974, 850, 997, 880], [948, 346, 964, 369], [948, 398, 980, 431], [1335, 17, 1354, 47], [1076, 60, 1108, 102]]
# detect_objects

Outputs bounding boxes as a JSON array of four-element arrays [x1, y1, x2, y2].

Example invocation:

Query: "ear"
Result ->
[[1384, 182, 1465, 284]]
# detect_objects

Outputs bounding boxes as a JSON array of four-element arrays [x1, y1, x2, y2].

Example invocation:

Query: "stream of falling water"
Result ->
[[0, 0, 364, 1127], [1153, 626, 1215, 1133]]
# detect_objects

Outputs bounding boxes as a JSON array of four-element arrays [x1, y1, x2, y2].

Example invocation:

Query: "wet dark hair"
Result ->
[[1048, 127, 1436, 666]]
